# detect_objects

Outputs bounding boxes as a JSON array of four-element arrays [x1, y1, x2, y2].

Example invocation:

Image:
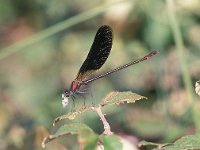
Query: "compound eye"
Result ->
[[62, 93, 69, 108]]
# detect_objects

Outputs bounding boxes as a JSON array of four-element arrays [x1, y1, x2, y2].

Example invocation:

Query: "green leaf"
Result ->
[[165, 134, 200, 150], [82, 134, 98, 150], [138, 134, 200, 150], [100, 91, 147, 106], [53, 105, 94, 125], [138, 140, 171, 149], [101, 135, 122, 150], [54, 91, 146, 125], [42, 122, 97, 148]]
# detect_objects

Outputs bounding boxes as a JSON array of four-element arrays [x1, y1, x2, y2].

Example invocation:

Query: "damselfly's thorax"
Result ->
[[70, 80, 82, 91], [62, 80, 88, 107], [62, 80, 82, 98]]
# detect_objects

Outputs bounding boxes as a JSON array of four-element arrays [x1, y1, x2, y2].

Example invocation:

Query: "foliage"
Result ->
[[53, 91, 146, 124], [138, 134, 200, 150], [44, 91, 146, 149]]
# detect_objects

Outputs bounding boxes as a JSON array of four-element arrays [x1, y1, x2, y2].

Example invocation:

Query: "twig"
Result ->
[[94, 106, 113, 135]]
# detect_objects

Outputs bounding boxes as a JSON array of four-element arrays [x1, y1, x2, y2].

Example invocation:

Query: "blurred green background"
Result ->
[[0, 0, 200, 149]]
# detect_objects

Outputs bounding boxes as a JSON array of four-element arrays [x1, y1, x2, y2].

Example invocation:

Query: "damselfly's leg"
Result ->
[[75, 91, 87, 106], [77, 89, 94, 106], [71, 95, 76, 112], [85, 88, 94, 106], [76, 90, 88, 94], [82, 94, 86, 106], [90, 92, 94, 106]]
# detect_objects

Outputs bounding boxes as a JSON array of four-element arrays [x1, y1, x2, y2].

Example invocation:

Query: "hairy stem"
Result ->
[[94, 106, 113, 135]]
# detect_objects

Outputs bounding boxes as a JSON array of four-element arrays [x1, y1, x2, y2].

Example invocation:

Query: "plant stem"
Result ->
[[0, 1, 126, 60], [166, 0, 200, 131], [94, 106, 113, 135]]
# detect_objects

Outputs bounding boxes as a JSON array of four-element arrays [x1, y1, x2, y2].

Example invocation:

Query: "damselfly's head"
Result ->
[[62, 90, 71, 108]]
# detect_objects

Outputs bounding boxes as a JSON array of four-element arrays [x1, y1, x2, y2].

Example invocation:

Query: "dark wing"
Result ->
[[76, 25, 113, 81]]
